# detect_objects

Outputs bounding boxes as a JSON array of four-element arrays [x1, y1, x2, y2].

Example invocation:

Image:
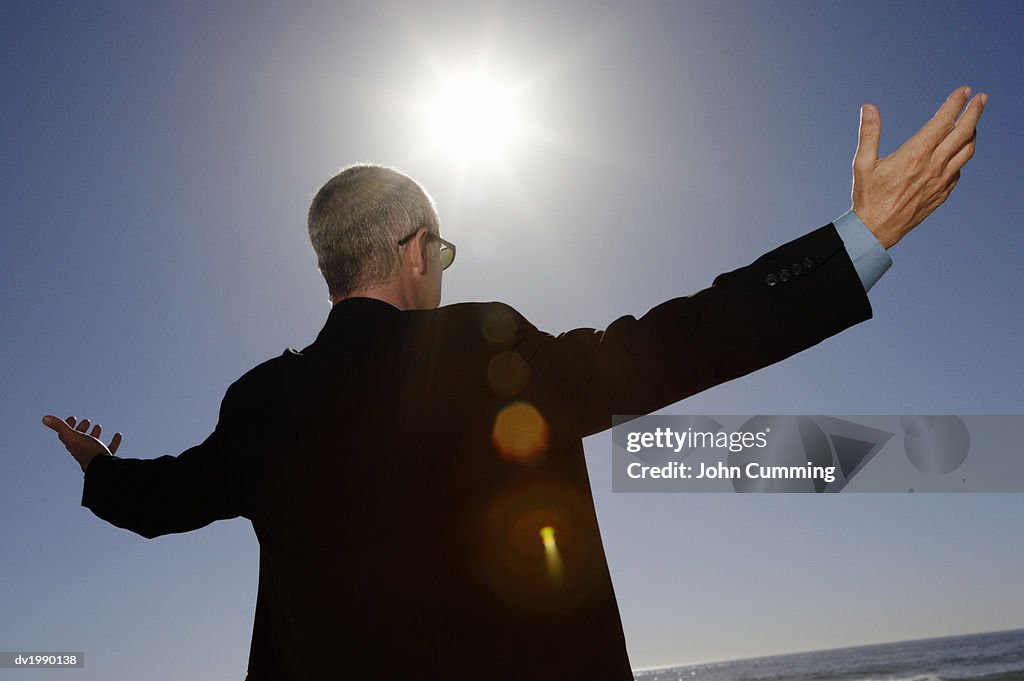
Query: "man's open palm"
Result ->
[[42, 415, 122, 473], [852, 85, 986, 249]]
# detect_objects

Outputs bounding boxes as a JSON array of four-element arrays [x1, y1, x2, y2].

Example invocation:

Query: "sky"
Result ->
[[2, 0, 1022, 678]]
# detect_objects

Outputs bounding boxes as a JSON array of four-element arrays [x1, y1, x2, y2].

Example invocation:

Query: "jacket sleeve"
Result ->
[[81, 380, 254, 539], [509, 223, 874, 440]]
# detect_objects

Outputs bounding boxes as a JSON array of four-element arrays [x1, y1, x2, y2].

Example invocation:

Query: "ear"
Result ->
[[405, 227, 430, 276]]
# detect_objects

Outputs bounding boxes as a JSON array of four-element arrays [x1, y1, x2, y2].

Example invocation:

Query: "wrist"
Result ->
[[850, 204, 897, 249]]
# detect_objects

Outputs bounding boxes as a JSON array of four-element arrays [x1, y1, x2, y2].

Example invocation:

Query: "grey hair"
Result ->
[[307, 164, 440, 301]]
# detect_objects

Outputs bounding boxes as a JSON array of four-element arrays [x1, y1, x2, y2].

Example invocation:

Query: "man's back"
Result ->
[[239, 297, 635, 679]]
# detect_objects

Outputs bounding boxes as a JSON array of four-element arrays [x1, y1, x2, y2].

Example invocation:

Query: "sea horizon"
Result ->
[[633, 626, 1024, 681]]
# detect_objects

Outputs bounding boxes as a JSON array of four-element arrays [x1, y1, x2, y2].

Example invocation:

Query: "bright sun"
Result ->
[[420, 69, 526, 163]]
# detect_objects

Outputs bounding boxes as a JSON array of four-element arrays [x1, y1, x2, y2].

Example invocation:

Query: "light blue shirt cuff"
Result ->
[[834, 209, 892, 293]]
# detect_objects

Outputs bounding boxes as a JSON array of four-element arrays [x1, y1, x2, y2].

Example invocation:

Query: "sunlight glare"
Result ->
[[421, 69, 526, 163]]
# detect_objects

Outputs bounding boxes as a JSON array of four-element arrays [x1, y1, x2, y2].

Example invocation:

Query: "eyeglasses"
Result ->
[[397, 229, 456, 270]]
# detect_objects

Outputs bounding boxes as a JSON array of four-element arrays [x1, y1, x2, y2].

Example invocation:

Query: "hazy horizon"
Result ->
[[634, 625, 1024, 671]]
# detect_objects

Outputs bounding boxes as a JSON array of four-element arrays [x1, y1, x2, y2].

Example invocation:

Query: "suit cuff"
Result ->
[[81, 453, 116, 509], [834, 209, 892, 293]]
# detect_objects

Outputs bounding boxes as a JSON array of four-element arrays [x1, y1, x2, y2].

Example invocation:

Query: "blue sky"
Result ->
[[3, 1, 1022, 677]]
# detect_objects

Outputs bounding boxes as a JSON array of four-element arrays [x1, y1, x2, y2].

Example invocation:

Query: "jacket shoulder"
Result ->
[[220, 350, 295, 406]]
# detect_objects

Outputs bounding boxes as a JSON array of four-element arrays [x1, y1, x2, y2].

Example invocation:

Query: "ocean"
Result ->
[[633, 628, 1024, 681]]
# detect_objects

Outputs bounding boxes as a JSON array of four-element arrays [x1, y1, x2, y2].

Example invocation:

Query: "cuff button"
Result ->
[[765, 273, 778, 286]]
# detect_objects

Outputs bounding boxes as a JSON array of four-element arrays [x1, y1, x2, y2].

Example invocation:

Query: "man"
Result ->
[[43, 86, 985, 680]]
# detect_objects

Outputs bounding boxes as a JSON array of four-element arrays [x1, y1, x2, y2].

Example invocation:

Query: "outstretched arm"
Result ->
[[514, 86, 987, 439], [42, 380, 257, 539]]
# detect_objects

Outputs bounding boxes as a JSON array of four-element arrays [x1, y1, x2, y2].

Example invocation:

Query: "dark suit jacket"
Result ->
[[82, 223, 872, 680]]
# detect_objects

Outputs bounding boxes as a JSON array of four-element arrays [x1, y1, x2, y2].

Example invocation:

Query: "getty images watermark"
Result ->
[[610, 416, 1024, 493]]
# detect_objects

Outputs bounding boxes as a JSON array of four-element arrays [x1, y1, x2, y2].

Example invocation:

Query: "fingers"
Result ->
[[853, 104, 881, 169], [943, 127, 977, 178], [42, 414, 120, 451], [42, 415, 70, 434], [948, 169, 961, 191], [937, 94, 985, 164], [909, 85, 972, 154]]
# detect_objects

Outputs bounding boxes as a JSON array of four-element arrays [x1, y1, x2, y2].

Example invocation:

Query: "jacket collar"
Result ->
[[308, 297, 402, 349], [328, 296, 401, 320]]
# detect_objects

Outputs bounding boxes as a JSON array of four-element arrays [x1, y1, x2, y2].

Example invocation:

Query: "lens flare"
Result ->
[[492, 401, 549, 463], [487, 351, 530, 396], [539, 526, 564, 587]]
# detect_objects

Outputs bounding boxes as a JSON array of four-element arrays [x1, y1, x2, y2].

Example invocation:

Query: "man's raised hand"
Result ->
[[852, 85, 986, 250], [42, 415, 122, 473]]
